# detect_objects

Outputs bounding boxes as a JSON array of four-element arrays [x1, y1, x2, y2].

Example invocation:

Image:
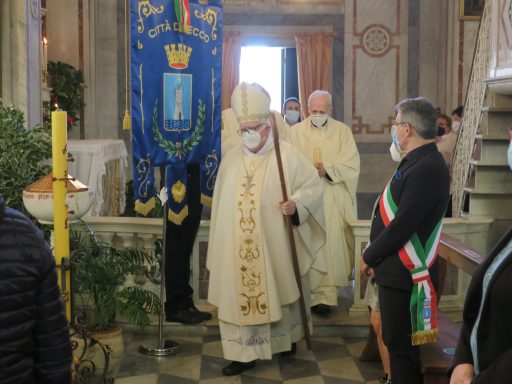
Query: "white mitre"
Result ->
[[231, 82, 271, 123]]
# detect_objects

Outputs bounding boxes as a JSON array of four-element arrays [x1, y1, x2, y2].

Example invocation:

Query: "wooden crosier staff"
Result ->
[[269, 113, 312, 350]]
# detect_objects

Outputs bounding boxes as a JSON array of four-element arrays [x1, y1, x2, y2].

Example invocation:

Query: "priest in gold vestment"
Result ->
[[289, 90, 360, 314], [207, 82, 326, 376]]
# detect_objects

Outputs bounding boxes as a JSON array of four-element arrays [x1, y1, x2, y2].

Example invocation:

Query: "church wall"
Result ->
[[344, 0, 479, 139], [46, 0, 80, 70], [0, 0, 42, 129]]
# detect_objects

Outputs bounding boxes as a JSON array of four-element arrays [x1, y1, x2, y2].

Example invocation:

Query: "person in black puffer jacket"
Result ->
[[0, 196, 72, 383]]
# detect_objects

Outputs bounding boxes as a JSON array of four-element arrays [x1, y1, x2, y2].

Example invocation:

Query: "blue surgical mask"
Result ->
[[392, 131, 404, 153], [285, 110, 300, 124]]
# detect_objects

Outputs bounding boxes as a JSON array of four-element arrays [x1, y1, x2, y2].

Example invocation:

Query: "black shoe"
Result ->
[[222, 360, 256, 376], [311, 304, 331, 315], [166, 307, 207, 324], [280, 342, 297, 357], [189, 305, 212, 321]]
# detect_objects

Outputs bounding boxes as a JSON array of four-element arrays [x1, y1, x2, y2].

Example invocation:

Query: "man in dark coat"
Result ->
[[0, 196, 72, 383], [361, 97, 450, 384]]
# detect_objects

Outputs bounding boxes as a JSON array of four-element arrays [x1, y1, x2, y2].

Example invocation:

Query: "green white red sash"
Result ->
[[379, 179, 443, 345], [174, 0, 191, 31]]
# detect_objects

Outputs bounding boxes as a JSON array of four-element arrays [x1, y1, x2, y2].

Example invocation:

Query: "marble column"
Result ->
[[0, 0, 43, 129]]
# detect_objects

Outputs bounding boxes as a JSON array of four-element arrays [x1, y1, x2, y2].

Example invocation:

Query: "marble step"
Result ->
[[478, 108, 512, 136], [121, 304, 372, 339], [469, 194, 512, 219], [465, 165, 512, 194], [472, 138, 511, 166], [484, 93, 512, 108]]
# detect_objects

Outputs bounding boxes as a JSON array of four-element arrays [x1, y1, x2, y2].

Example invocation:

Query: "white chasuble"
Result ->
[[289, 117, 360, 303], [207, 141, 327, 361]]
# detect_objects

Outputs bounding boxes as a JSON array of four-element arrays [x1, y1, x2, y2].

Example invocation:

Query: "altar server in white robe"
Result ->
[[289, 90, 360, 315], [207, 82, 326, 376]]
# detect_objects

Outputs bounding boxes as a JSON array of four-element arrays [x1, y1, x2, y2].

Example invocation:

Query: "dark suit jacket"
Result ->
[[450, 227, 512, 383], [363, 142, 450, 291]]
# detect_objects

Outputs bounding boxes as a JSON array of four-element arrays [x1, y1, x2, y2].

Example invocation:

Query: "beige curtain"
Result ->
[[221, 31, 241, 110], [295, 33, 334, 117]]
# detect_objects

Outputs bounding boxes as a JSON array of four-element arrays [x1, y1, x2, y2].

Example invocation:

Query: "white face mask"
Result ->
[[311, 114, 328, 127], [285, 110, 300, 124], [452, 121, 460, 133], [389, 142, 402, 162], [508, 140, 512, 170], [242, 130, 262, 150]]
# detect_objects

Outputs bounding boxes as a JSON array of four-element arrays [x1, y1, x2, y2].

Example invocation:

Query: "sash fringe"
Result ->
[[168, 204, 189, 225], [412, 329, 438, 346]]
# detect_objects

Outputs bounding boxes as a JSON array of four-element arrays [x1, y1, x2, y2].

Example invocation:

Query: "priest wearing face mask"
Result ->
[[282, 97, 302, 127], [361, 97, 449, 384], [207, 82, 327, 376], [289, 90, 360, 315]]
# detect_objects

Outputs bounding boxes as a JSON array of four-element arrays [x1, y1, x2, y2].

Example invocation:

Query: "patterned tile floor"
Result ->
[[110, 332, 385, 384]]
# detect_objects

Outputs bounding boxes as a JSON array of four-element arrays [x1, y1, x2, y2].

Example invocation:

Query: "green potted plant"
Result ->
[[70, 224, 161, 371], [46, 61, 86, 130], [0, 101, 52, 212]]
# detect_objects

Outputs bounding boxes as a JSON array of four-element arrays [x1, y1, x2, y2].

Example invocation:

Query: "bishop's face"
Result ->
[[239, 121, 271, 153]]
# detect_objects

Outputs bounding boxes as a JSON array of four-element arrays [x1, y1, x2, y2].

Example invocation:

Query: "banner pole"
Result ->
[[139, 202, 181, 356]]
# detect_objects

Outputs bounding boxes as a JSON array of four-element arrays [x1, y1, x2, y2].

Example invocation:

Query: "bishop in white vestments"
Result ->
[[207, 82, 326, 375]]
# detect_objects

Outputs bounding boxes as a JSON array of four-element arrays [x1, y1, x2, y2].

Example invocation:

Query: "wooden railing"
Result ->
[[438, 233, 487, 275], [421, 233, 487, 384]]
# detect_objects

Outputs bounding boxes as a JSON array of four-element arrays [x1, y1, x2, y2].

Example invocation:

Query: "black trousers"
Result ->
[[164, 202, 203, 313], [379, 284, 423, 384], [163, 164, 203, 314]]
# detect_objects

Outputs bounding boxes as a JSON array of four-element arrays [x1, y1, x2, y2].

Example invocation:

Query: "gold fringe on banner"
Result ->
[[135, 197, 156, 216], [123, 0, 131, 131], [412, 329, 438, 346]]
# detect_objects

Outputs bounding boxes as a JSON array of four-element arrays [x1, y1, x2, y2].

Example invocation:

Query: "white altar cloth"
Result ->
[[68, 139, 128, 216]]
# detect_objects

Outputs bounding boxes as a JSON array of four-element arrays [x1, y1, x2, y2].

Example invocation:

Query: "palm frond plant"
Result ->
[[71, 223, 161, 332]]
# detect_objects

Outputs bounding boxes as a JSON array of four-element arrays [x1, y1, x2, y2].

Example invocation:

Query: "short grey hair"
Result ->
[[395, 97, 438, 139], [308, 90, 332, 107]]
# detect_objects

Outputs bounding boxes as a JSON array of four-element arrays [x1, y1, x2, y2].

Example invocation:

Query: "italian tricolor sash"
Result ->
[[379, 179, 443, 345], [174, 0, 191, 32]]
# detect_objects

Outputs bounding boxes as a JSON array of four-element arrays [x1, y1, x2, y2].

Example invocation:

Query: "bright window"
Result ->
[[239, 46, 282, 112]]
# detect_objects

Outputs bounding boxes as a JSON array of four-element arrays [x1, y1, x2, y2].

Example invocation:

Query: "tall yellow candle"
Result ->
[[52, 110, 71, 321]]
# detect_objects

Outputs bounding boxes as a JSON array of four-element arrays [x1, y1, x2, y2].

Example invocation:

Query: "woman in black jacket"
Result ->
[[449, 226, 512, 384], [0, 196, 72, 383]]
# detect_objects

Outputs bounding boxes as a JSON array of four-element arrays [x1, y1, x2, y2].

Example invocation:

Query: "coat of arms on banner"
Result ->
[[130, 0, 223, 223]]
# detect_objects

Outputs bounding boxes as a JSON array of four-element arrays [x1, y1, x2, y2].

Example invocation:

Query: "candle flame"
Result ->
[[43, 37, 47, 45], [54, 103, 59, 109]]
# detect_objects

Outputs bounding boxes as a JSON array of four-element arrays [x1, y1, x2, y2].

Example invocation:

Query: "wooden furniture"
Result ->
[[420, 233, 487, 384]]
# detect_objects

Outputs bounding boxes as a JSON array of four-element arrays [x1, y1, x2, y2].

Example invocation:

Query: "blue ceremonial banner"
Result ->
[[130, 0, 222, 224]]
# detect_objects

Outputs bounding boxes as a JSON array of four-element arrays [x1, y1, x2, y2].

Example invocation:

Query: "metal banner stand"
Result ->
[[139, 203, 181, 356]]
